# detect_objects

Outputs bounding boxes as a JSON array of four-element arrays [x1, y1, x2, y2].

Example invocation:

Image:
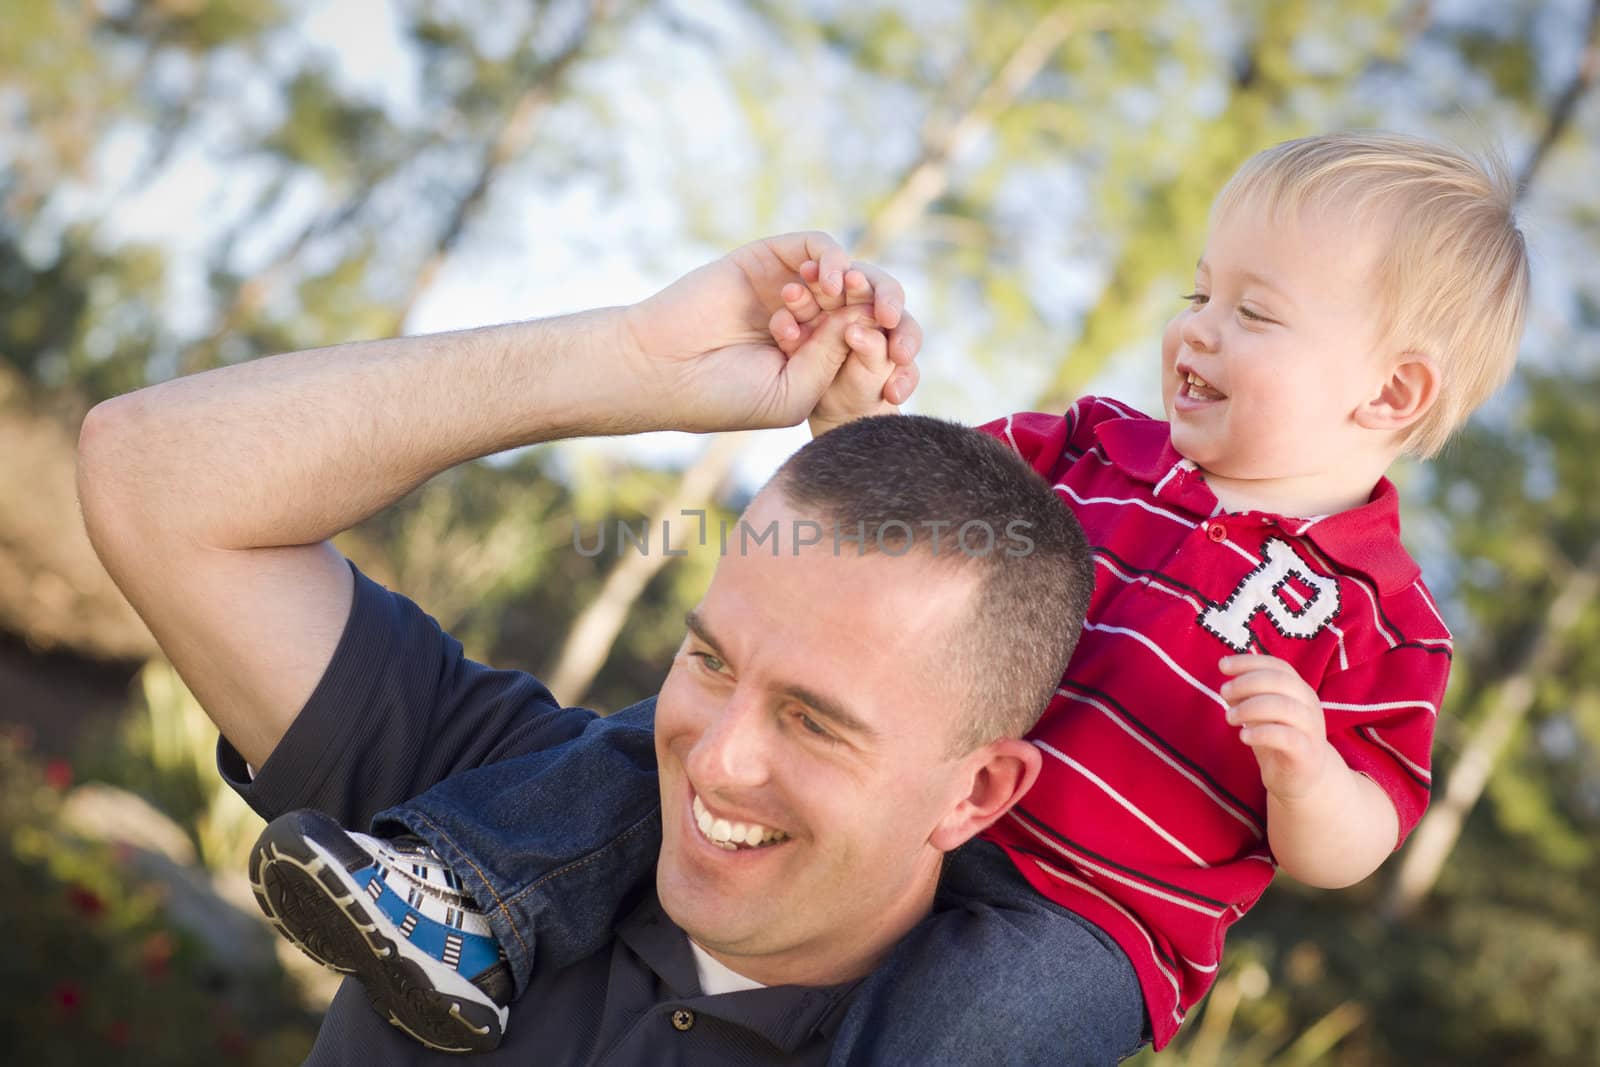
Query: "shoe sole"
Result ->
[[249, 811, 505, 1054]]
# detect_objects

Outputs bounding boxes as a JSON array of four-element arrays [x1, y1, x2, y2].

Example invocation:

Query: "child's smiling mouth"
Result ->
[[1181, 371, 1225, 401]]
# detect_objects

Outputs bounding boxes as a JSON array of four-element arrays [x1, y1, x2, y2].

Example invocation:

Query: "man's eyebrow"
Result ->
[[779, 682, 879, 742], [682, 610, 879, 741], [683, 610, 722, 653]]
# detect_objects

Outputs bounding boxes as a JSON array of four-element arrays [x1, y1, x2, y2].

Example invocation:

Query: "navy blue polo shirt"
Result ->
[[218, 564, 857, 1064]]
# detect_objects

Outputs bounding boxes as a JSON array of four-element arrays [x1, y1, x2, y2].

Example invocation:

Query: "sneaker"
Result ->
[[249, 809, 513, 1053]]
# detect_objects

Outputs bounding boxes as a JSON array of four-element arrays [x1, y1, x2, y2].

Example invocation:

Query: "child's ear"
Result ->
[[1356, 352, 1440, 431]]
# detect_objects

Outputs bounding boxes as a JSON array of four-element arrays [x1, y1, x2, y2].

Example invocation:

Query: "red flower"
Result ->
[[44, 759, 73, 790], [65, 883, 105, 919], [107, 1019, 131, 1047], [217, 1030, 250, 1057], [52, 981, 83, 1014], [140, 930, 175, 980]]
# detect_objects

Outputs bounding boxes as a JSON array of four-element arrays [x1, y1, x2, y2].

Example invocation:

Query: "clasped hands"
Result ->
[[619, 231, 920, 434]]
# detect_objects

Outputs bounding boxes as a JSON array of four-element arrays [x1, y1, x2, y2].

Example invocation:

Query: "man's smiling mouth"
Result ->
[[693, 793, 791, 851]]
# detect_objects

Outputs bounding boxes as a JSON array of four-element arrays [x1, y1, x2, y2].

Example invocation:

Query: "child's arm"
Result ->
[[1218, 654, 1401, 887]]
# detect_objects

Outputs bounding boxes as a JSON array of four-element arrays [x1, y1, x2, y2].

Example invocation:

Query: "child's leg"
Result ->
[[828, 839, 1149, 1067], [250, 703, 663, 1053], [370, 701, 663, 991]]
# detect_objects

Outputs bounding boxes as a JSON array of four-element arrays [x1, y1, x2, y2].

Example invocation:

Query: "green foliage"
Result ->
[[269, 70, 397, 179], [3, 0, 1599, 1060], [0, 731, 317, 1065]]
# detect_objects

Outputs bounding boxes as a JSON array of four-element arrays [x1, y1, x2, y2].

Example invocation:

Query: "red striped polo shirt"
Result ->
[[977, 398, 1448, 1049]]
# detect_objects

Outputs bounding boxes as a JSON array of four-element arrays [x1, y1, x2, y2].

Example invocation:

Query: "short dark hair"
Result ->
[[772, 415, 1093, 753]]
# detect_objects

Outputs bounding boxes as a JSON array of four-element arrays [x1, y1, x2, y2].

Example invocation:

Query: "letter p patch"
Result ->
[[1200, 538, 1341, 653]]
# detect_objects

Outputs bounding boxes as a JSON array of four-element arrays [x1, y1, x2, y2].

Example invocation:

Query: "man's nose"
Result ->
[[685, 688, 773, 791]]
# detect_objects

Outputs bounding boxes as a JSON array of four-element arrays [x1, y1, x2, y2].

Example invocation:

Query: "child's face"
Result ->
[[1160, 202, 1394, 496]]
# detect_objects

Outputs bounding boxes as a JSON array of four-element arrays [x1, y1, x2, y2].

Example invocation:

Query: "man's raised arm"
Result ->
[[76, 233, 917, 770]]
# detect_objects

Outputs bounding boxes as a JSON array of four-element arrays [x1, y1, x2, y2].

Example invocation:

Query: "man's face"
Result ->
[[653, 490, 982, 987]]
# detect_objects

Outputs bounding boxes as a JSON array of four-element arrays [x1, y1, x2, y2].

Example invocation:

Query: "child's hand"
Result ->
[[808, 276, 897, 435], [769, 260, 922, 435], [1218, 655, 1339, 802]]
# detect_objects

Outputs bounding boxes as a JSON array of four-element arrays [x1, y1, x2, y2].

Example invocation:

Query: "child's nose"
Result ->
[[1180, 309, 1218, 352]]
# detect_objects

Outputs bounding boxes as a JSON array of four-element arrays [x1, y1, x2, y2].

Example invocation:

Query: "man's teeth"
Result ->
[[693, 793, 789, 850]]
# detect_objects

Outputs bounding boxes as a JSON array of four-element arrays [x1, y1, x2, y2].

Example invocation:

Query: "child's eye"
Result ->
[[1179, 291, 1208, 308], [1238, 305, 1270, 323]]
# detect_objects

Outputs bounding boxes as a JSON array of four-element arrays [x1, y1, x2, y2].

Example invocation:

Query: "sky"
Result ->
[[48, 0, 1598, 498]]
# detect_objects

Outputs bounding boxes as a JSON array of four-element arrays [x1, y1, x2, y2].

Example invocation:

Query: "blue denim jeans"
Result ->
[[375, 700, 1148, 1065]]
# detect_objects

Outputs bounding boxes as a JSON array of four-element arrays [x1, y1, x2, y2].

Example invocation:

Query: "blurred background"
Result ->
[[3, 0, 1598, 1063]]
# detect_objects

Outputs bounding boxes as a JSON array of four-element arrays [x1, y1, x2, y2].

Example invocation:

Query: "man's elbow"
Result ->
[[77, 394, 155, 565]]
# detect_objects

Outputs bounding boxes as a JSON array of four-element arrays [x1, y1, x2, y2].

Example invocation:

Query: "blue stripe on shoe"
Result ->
[[352, 867, 501, 979]]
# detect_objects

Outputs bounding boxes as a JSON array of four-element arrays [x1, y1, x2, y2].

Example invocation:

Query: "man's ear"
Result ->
[[929, 738, 1042, 853], [1356, 352, 1440, 432]]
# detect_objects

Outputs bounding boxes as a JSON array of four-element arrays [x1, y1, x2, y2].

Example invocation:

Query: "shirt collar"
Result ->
[[1094, 416, 1420, 595], [615, 896, 859, 1053]]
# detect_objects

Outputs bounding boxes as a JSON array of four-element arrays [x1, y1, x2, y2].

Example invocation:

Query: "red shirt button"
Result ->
[[1206, 522, 1227, 542]]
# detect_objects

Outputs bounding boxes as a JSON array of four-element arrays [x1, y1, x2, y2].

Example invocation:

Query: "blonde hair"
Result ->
[[1212, 131, 1529, 458]]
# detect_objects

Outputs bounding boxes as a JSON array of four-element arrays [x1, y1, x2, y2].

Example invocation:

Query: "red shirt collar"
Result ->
[[1094, 416, 1420, 595]]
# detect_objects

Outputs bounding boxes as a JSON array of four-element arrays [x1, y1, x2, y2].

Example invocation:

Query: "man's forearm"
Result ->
[[81, 308, 647, 552], [1267, 765, 1399, 888], [74, 231, 901, 769]]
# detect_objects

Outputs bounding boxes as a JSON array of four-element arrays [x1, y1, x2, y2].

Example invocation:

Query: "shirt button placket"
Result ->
[[670, 1008, 696, 1032]]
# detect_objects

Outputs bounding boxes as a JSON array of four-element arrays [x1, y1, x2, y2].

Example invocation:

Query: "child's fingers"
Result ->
[[1218, 654, 1298, 678], [797, 259, 845, 312], [815, 245, 850, 299], [1224, 694, 1319, 736], [846, 262, 905, 329], [1219, 668, 1317, 707], [768, 307, 803, 355], [884, 363, 920, 405], [782, 281, 824, 325], [1235, 722, 1311, 755], [844, 319, 890, 373], [842, 268, 876, 309], [886, 312, 922, 365]]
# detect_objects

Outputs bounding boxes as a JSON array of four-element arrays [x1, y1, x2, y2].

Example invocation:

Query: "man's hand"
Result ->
[[1218, 654, 1337, 801], [622, 233, 921, 432]]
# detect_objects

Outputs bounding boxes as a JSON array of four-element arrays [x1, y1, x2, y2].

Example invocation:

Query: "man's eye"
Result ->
[[693, 652, 725, 674], [1179, 291, 1208, 308], [796, 712, 837, 743]]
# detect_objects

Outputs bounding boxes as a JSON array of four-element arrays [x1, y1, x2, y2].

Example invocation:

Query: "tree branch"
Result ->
[[1382, 537, 1600, 921], [541, 3, 1092, 704], [1516, 0, 1600, 194]]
